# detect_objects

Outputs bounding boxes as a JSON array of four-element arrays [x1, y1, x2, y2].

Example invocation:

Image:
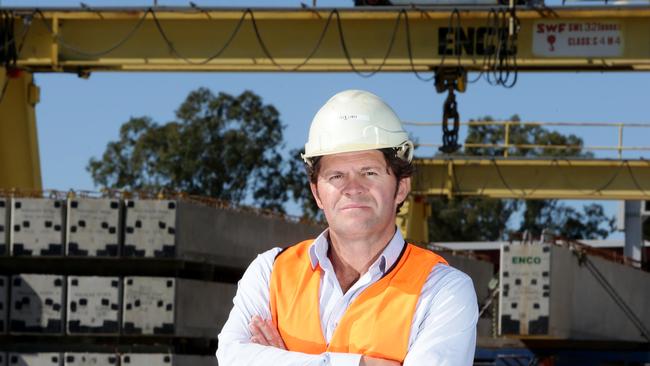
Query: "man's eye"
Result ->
[[365, 171, 378, 176], [329, 174, 342, 180]]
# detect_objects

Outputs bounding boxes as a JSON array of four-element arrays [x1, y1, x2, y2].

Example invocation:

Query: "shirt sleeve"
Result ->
[[403, 265, 479, 366], [215, 248, 362, 366]]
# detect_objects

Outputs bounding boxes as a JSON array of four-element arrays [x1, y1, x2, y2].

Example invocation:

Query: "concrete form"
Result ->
[[499, 243, 650, 342], [66, 277, 120, 335], [122, 276, 235, 338], [66, 198, 120, 257], [9, 274, 65, 335], [9, 199, 64, 257]]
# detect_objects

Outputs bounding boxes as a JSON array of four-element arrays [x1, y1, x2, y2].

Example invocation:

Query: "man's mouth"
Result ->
[[340, 203, 370, 210]]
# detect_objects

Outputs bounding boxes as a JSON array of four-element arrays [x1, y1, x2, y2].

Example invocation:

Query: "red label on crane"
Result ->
[[532, 21, 622, 57]]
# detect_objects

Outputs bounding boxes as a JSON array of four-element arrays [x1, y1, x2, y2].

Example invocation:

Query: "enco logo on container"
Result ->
[[511, 256, 542, 264]]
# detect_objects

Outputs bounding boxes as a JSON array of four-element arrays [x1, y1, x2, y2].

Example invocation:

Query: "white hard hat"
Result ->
[[302, 90, 414, 165]]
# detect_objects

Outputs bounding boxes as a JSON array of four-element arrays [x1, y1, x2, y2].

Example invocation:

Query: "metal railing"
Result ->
[[403, 120, 650, 159]]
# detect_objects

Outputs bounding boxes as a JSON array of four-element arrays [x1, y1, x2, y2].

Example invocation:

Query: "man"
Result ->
[[217, 90, 477, 365]]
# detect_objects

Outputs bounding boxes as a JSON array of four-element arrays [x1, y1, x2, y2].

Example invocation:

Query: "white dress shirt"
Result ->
[[216, 229, 478, 366]]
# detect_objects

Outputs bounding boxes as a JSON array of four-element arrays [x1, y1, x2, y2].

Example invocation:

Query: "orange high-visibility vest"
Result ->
[[269, 240, 448, 362]]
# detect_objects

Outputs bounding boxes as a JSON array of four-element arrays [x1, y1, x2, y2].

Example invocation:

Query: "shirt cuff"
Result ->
[[326, 352, 362, 366]]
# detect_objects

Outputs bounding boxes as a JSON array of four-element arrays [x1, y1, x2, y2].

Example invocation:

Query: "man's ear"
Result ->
[[395, 177, 411, 205], [310, 182, 324, 209]]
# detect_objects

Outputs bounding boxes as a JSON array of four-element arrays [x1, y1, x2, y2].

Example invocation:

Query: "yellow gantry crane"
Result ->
[[1, 5, 650, 242]]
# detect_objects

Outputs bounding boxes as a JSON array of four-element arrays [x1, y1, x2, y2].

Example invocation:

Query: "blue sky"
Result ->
[[4, 0, 649, 237]]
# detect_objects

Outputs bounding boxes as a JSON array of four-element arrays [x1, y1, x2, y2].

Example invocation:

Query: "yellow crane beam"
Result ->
[[0, 70, 42, 191], [7, 7, 650, 72], [412, 158, 650, 200]]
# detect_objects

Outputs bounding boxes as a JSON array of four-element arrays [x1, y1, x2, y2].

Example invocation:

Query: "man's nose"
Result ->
[[342, 175, 366, 195]]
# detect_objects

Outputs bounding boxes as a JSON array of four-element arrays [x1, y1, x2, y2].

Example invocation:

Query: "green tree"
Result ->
[[428, 115, 615, 242], [285, 148, 323, 220], [88, 88, 289, 212]]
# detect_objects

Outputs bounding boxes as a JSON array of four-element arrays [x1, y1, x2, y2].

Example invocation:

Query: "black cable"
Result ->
[[500, 7, 519, 88], [150, 7, 247, 66], [468, 8, 498, 84], [332, 9, 403, 78], [479, 8, 518, 89], [485, 9, 500, 86], [489, 10, 509, 86], [249, 9, 343, 72], [625, 160, 650, 197], [289, 10, 337, 71], [247, 8, 286, 70], [402, 10, 435, 82], [434, 8, 462, 73], [491, 158, 528, 198], [496, 10, 511, 86], [561, 158, 626, 196], [35, 8, 150, 58], [550, 158, 601, 196]]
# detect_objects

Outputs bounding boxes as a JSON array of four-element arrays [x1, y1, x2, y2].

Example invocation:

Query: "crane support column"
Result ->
[[0, 69, 42, 190], [397, 195, 430, 244], [623, 200, 644, 266]]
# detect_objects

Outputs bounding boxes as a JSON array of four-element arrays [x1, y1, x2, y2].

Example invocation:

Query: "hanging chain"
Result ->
[[440, 87, 461, 154], [435, 68, 465, 154]]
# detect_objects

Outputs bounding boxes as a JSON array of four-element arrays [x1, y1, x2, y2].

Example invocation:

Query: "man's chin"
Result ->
[[330, 219, 379, 236]]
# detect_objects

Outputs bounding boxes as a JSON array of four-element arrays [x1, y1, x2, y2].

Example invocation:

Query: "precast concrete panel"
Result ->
[[124, 199, 324, 266], [66, 198, 120, 257], [123, 200, 176, 258], [63, 353, 118, 366], [120, 354, 217, 366], [173, 200, 323, 269], [7, 353, 62, 366], [122, 276, 236, 338], [550, 245, 650, 342], [66, 277, 120, 335], [10, 274, 65, 334], [0, 276, 7, 333], [498, 243, 551, 336], [10, 198, 64, 256], [1, 198, 7, 255], [122, 276, 174, 335], [175, 279, 236, 338]]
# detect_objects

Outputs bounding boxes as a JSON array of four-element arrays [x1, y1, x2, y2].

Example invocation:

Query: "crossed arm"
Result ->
[[216, 248, 478, 366], [248, 315, 399, 366]]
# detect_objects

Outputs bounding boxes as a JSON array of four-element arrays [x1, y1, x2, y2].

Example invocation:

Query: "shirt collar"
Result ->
[[308, 228, 405, 275]]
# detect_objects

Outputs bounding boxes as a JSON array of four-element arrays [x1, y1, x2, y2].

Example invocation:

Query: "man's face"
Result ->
[[309, 150, 410, 240]]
